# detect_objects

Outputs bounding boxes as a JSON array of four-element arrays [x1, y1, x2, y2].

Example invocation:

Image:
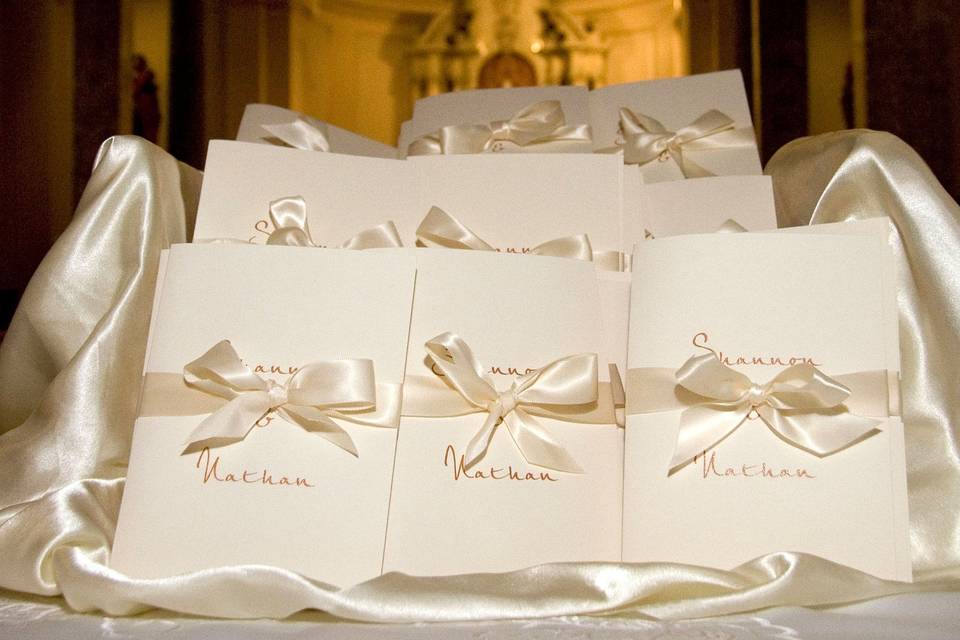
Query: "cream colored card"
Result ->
[[112, 244, 417, 587], [237, 104, 399, 159], [382, 250, 623, 576], [625, 175, 778, 244], [398, 119, 413, 156], [623, 166, 645, 245], [622, 232, 910, 581], [589, 70, 761, 182], [406, 85, 592, 154], [194, 140, 421, 245], [598, 270, 630, 378], [411, 153, 623, 253], [774, 218, 901, 378]]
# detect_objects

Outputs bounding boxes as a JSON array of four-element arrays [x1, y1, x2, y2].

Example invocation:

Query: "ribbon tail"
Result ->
[[181, 392, 272, 455], [407, 134, 443, 156], [669, 404, 750, 473], [262, 119, 331, 152], [532, 234, 593, 262], [669, 147, 716, 179], [759, 406, 882, 456], [503, 410, 583, 474], [266, 227, 315, 246], [282, 408, 359, 457], [716, 219, 748, 233], [416, 206, 495, 251], [340, 221, 403, 249], [462, 411, 502, 471]]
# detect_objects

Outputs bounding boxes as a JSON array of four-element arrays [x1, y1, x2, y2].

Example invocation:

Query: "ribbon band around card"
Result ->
[[625, 367, 898, 418], [625, 354, 899, 472], [140, 373, 403, 427], [138, 340, 403, 457], [402, 374, 618, 425]]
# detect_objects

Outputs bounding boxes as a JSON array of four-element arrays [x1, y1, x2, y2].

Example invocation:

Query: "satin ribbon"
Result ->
[[175, 340, 386, 456], [407, 100, 592, 156], [266, 195, 403, 249], [262, 118, 331, 152], [411, 332, 600, 473], [615, 108, 755, 177], [643, 218, 748, 240], [416, 206, 594, 262], [628, 353, 888, 472]]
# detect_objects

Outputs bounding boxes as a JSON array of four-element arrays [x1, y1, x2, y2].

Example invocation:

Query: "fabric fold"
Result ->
[[0, 130, 958, 622]]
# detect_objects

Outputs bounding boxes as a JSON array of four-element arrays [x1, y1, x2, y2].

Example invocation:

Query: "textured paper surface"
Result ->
[[622, 232, 910, 581], [626, 175, 777, 243], [383, 250, 623, 576], [196, 142, 623, 254], [112, 244, 416, 587], [411, 153, 623, 253], [588, 70, 761, 182], [195, 141, 420, 245]]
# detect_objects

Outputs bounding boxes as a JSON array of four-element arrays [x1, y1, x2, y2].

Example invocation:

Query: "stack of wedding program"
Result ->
[[111, 70, 911, 589]]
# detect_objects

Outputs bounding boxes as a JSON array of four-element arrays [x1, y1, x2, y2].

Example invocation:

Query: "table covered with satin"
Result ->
[[0, 131, 957, 626]]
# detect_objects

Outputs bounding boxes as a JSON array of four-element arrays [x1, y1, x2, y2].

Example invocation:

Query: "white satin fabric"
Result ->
[[0, 132, 958, 622]]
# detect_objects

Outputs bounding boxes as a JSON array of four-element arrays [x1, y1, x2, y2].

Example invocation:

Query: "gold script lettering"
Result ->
[[443, 444, 558, 482], [195, 447, 315, 488], [696, 451, 815, 480], [692, 331, 822, 367]]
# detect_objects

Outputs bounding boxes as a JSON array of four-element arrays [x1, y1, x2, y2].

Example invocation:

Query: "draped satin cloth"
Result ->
[[0, 132, 958, 621]]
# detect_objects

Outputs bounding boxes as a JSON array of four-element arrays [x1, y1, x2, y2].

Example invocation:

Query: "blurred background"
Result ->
[[1, 0, 957, 334]]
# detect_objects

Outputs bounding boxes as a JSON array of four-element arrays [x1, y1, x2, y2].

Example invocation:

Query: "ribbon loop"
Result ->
[[424, 332, 598, 473], [264, 195, 403, 249], [667, 353, 883, 471], [616, 107, 754, 178], [262, 118, 331, 152], [415, 206, 594, 262], [180, 340, 381, 457], [408, 100, 592, 156]]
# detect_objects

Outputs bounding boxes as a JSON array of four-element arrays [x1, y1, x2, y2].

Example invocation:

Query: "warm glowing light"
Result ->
[[530, 39, 543, 53]]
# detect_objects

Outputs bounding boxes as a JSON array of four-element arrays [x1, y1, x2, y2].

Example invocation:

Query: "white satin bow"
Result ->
[[617, 108, 755, 177], [669, 353, 882, 471], [407, 100, 592, 156], [262, 118, 331, 152], [266, 195, 403, 249], [425, 333, 599, 474], [415, 206, 594, 262], [181, 341, 380, 456]]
